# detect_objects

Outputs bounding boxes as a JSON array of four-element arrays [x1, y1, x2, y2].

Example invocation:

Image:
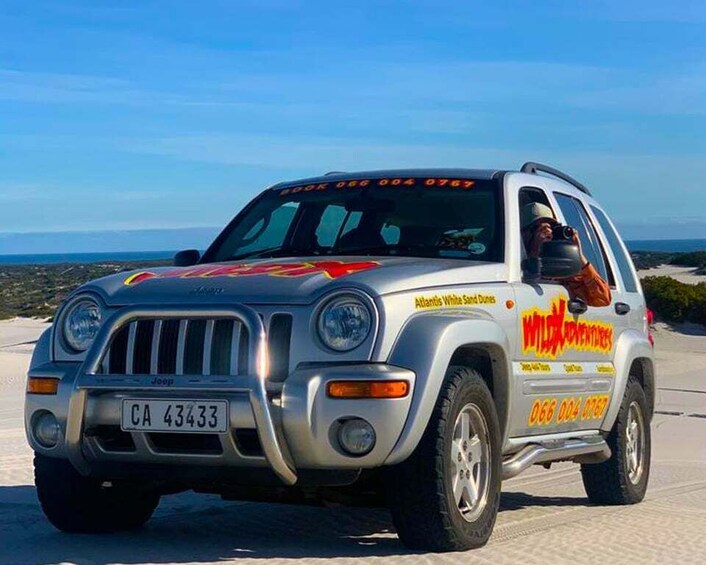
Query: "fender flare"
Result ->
[[30, 328, 53, 371], [602, 329, 654, 431], [384, 311, 510, 465]]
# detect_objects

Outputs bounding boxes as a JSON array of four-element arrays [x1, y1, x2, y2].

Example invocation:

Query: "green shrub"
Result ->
[[641, 276, 706, 325], [668, 251, 706, 268], [0, 260, 169, 320]]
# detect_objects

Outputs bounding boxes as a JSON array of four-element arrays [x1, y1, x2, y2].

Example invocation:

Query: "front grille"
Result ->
[[87, 425, 136, 453], [148, 432, 223, 455], [103, 319, 250, 376]]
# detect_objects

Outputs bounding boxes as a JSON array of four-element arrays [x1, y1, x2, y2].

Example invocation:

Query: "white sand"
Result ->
[[0, 318, 705, 564], [0, 318, 50, 392], [638, 264, 705, 285]]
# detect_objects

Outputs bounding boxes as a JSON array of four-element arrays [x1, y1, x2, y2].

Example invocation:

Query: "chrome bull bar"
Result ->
[[64, 305, 298, 485]]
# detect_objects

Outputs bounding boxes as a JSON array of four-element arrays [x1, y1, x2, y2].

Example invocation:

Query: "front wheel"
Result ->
[[581, 377, 651, 504], [34, 454, 160, 533], [387, 366, 501, 552]]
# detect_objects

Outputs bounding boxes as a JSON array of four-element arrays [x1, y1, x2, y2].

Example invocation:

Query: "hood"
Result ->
[[80, 256, 508, 306]]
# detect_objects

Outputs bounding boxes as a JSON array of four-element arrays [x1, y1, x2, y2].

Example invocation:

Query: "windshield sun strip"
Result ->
[[276, 177, 476, 196]]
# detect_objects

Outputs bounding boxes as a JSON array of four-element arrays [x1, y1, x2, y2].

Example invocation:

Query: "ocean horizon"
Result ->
[[0, 250, 178, 266], [1, 238, 706, 266]]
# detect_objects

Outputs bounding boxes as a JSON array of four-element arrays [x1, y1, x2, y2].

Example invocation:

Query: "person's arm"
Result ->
[[564, 262, 612, 307]]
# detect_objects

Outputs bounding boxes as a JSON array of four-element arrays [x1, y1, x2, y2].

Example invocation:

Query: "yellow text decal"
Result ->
[[414, 293, 496, 310]]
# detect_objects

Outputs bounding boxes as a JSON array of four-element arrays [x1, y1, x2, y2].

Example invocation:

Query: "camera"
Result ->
[[551, 224, 576, 241]]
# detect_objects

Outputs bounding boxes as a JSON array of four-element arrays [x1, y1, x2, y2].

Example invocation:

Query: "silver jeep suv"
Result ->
[[25, 163, 653, 551]]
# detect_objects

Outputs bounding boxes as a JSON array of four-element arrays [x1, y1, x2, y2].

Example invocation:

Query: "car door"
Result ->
[[510, 187, 625, 438], [588, 204, 646, 336]]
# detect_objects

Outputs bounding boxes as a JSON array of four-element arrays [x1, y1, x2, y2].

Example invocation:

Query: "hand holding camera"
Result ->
[[551, 225, 576, 241]]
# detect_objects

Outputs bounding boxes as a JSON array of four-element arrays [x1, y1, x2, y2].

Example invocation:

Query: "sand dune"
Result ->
[[638, 264, 705, 285]]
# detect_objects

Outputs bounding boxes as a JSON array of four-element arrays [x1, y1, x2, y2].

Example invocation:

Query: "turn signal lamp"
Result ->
[[27, 377, 59, 395], [327, 380, 409, 399]]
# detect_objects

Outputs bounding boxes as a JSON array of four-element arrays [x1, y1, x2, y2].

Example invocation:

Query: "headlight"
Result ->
[[63, 297, 103, 352], [317, 295, 372, 352]]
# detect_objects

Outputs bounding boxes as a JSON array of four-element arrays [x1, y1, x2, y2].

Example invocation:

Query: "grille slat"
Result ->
[[125, 322, 138, 375], [175, 320, 188, 375], [230, 322, 242, 376], [103, 317, 261, 378], [150, 320, 163, 375], [202, 320, 215, 376]]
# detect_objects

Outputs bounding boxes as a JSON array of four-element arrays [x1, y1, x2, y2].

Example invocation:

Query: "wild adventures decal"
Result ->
[[521, 297, 613, 359], [123, 260, 381, 286]]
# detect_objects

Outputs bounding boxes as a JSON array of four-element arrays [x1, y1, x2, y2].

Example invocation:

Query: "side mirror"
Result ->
[[538, 240, 584, 279], [174, 249, 201, 267]]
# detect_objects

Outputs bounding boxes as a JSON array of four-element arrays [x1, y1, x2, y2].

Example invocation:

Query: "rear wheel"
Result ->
[[387, 366, 501, 552], [581, 377, 651, 504], [34, 454, 160, 533]]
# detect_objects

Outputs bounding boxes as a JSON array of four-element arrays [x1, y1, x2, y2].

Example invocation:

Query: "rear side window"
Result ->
[[590, 206, 639, 293], [554, 193, 611, 283]]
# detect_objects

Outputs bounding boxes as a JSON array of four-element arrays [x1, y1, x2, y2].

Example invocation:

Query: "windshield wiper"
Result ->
[[333, 243, 435, 257], [226, 246, 292, 261]]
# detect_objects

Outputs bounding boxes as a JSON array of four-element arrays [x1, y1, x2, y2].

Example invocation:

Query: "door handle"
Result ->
[[568, 298, 588, 315], [615, 302, 631, 315]]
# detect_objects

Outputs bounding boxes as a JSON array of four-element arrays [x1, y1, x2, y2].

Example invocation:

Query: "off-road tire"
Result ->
[[34, 454, 160, 533], [387, 366, 502, 552], [581, 377, 651, 504]]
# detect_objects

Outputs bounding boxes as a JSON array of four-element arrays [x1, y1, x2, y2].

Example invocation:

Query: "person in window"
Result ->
[[521, 202, 612, 307]]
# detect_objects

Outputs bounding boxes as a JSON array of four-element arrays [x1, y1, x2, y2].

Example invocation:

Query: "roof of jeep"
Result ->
[[269, 168, 503, 189], [268, 163, 594, 198]]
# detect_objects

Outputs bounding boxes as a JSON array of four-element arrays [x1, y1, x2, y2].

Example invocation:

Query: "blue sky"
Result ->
[[1, 1, 705, 248]]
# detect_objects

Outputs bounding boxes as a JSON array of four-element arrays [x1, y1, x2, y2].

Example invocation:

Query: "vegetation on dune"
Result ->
[[2, 251, 706, 324], [0, 261, 169, 320], [629, 251, 673, 271], [641, 276, 706, 325], [630, 250, 706, 271]]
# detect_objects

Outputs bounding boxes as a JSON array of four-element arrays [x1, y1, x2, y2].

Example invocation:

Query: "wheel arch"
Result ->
[[627, 356, 655, 420], [30, 327, 53, 370], [601, 329, 655, 431], [383, 313, 511, 465], [448, 343, 509, 440]]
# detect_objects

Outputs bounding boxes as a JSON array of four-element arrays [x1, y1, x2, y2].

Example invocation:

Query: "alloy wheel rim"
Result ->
[[625, 401, 646, 485], [450, 403, 491, 522]]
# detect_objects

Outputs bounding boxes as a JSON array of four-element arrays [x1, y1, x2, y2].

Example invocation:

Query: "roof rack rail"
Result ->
[[324, 171, 347, 176], [520, 162, 591, 196]]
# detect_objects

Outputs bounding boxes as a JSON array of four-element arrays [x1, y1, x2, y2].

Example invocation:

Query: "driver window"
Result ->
[[518, 187, 555, 258]]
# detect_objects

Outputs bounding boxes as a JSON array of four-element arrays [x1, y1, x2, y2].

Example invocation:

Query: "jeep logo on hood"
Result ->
[[123, 260, 381, 286]]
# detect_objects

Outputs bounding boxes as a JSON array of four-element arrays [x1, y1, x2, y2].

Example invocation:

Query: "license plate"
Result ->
[[121, 399, 228, 433]]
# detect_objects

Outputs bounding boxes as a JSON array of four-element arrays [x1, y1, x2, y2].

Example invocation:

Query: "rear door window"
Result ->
[[554, 193, 612, 283], [590, 206, 639, 293]]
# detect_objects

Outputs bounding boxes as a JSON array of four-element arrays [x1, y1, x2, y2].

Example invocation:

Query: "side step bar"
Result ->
[[502, 438, 611, 480]]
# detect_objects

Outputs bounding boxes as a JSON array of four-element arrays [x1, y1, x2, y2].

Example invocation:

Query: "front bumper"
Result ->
[[25, 306, 415, 485]]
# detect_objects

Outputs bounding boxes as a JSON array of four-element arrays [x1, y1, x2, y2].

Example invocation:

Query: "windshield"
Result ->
[[203, 176, 504, 263]]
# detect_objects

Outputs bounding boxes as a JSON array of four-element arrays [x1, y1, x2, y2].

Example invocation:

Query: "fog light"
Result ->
[[34, 412, 61, 448], [337, 418, 376, 456]]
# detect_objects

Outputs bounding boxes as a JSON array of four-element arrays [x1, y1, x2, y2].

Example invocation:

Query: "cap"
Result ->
[[521, 202, 557, 229]]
